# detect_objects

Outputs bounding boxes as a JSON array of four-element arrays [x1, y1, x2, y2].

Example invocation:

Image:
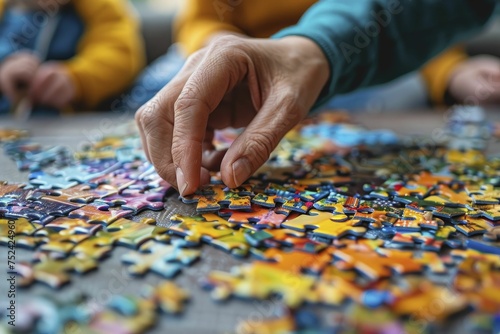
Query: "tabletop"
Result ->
[[1, 108, 499, 334]]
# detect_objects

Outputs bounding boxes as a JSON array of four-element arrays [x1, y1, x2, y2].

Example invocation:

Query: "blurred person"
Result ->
[[423, 46, 500, 106], [0, 0, 145, 114], [135, 0, 497, 195]]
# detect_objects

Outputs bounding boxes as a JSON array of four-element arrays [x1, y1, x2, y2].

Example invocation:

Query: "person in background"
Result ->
[[0, 0, 145, 114], [423, 46, 500, 106]]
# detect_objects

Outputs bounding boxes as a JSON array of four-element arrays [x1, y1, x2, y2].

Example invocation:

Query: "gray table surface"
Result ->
[[1, 109, 500, 334]]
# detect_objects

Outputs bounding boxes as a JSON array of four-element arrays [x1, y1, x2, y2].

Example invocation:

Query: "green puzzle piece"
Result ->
[[121, 240, 200, 278]]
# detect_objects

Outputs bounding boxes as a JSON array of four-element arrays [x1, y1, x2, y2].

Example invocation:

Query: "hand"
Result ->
[[448, 55, 500, 105], [29, 62, 76, 109], [135, 35, 329, 195], [0, 52, 41, 103]]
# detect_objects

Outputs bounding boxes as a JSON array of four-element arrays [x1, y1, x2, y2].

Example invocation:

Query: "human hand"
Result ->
[[135, 35, 329, 195], [29, 62, 76, 109], [448, 55, 500, 105], [0, 52, 41, 103]]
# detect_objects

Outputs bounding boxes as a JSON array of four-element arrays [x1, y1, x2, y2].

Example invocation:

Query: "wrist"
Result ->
[[278, 36, 330, 89]]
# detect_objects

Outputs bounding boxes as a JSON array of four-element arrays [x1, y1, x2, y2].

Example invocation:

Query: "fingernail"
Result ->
[[176, 167, 188, 196], [232, 158, 252, 186]]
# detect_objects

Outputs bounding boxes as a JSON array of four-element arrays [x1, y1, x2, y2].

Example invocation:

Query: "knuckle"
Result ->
[[174, 84, 200, 112], [174, 84, 211, 116], [138, 100, 161, 132]]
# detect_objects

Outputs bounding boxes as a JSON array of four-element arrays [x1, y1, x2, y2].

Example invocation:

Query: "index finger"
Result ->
[[171, 39, 250, 195]]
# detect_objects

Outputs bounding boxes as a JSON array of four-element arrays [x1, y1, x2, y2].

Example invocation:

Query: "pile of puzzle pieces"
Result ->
[[1, 113, 500, 333]]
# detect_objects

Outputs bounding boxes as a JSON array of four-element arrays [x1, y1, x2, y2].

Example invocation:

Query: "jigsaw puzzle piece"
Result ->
[[181, 184, 252, 212], [453, 215, 494, 237], [29, 171, 79, 189], [201, 262, 316, 308], [36, 228, 90, 255], [54, 163, 121, 184], [333, 248, 422, 280], [282, 210, 366, 239], [45, 217, 103, 235], [121, 240, 200, 278], [51, 184, 118, 204], [235, 311, 295, 334], [94, 218, 169, 248], [390, 281, 468, 322], [143, 281, 190, 314], [8, 293, 92, 334], [169, 213, 233, 244], [469, 204, 500, 221], [96, 189, 166, 213], [16, 255, 98, 288], [0, 205, 55, 225], [0, 128, 28, 141], [411, 171, 453, 188], [377, 248, 448, 274], [353, 211, 398, 230], [91, 296, 156, 334], [220, 204, 289, 228], [245, 228, 327, 253], [210, 227, 251, 258], [255, 248, 333, 274], [484, 225, 500, 242], [69, 203, 132, 226], [0, 218, 41, 238], [72, 236, 114, 260]]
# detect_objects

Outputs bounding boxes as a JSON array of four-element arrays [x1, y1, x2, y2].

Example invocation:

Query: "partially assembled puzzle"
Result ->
[[0, 107, 499, 333]]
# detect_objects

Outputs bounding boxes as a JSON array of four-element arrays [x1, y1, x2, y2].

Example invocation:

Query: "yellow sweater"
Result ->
[[421, 47, 468, 105], [176, 0, 466, 106], [175, 0, 318, 55], [0, 0, 145, 109]]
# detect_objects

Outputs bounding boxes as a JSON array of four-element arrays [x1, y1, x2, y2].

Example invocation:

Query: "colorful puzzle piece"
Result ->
[[181, 184, 252, 212], [282, 210, 366, 239], [121, 240, 200, 278], [202, 262, 317, 308], [169, 213, 233, 244], [143, 282, 190, 314], [16, 255, 98, 288], [220, 204, 289, 228]]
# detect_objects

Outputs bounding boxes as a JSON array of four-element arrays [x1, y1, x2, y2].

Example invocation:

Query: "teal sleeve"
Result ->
[[272, 0, 497, 107]]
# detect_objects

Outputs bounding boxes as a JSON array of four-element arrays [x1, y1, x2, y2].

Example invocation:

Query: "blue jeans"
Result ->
[[119, 44, 186, 111]]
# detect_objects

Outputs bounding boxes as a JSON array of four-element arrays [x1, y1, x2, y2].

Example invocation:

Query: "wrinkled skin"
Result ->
[[135, 35, 330, 195]]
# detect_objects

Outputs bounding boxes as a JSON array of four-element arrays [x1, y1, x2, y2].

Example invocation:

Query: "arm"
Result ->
[[62, 0, 145, 109], [174, 0, 243, 55], [421, 46, 468, 105], [136, 0, 498, 194], [272, 0, 497, 107]]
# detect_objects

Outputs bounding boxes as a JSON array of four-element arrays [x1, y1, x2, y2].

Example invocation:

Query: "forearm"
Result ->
[[272, 0, 497, 107], [421, 46, 468, 105]]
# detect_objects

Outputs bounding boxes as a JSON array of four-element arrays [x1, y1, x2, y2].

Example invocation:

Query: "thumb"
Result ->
[[220, 89, 306, 188]]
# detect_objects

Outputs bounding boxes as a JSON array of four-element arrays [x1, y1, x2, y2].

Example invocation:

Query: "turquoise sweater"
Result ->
[[273, 0, 497, 107]]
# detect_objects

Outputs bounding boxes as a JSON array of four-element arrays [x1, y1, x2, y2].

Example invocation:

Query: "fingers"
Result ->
[[29, 64, 75, 108], [135, 92, 177, 188], [135, 48, 215, 191], [0, 53, 40, 102], [220, 88, 307, 188], [171, 39, 249, 195]]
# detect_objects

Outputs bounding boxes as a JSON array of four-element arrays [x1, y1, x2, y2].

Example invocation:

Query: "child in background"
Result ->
[[423, 46, 500, 106], [0, 0, 145, 114]]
